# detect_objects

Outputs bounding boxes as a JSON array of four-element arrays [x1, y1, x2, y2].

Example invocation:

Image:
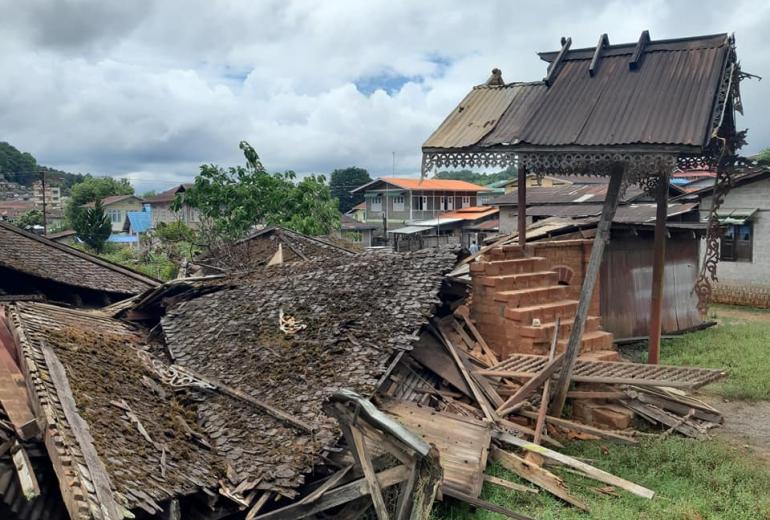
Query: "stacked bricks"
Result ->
[[469, 243, 614, 359]]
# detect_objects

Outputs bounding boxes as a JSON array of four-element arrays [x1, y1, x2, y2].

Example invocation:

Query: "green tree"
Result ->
[[65, 176, 134, 224], [177, 141, 339, 244], [435, 164, 518, 185], [15, 209, 44, 230], [73, 199, 112, 253], [756, 148, 770, 166], [0, 142, 38, 185], [141, 190, 158, 199], [330, 167, 371, 213]]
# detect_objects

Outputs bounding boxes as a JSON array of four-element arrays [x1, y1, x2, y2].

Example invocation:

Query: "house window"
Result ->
[[720, 223, 753, 262], [439, 196, 446, 210], [462, 196, 471, 208], [413, 195, 427, 211], [446, 196, 454, 210], [109, 209, 122, 223], [370, 195, 382, 212], [393, 196, 405, 212]]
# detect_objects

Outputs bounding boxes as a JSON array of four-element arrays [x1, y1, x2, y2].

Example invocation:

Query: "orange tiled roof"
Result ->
[[380, 177, 488, 192], [440, 206, 498, 220]]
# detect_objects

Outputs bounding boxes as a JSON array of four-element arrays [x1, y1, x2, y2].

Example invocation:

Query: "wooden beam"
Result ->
[[550, 164, 624, 417], [483, 474, 539, 494], [533, 318, 560, 445], [490, 447, 588, 511], [518, 411, 637, 444], [432, 323, 495, 421], [11, 442, 39, 500], [544, 37, 572, 86], [347, 427, 390, 520], [496, 353, 565, 416], [517, 164, 527, 248], [629, 30, 650, 70], [648, 169, 670, 364], [459, 314, 499, 366], [494, 431, 655, 499], [41, 342, 123, 520], [181, 366, 313, 433], [443, 487, 535, 520], [296, 466, 352, 505], [589, 34, 609, 76], [254, 465, 409, 520]]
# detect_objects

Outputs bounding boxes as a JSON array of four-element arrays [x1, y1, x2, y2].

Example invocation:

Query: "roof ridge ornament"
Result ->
[[629, 30, 650, 70], [589, 33, 610, 77], [544, 37, 571, 86], [486, 68, 505, 86]]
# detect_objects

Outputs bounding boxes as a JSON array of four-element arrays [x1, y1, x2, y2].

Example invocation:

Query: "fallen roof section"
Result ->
[[0, 221, 159, 296]]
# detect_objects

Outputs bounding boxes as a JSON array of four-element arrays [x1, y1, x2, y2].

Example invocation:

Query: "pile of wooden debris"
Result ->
[[371, 309, 726, 517]]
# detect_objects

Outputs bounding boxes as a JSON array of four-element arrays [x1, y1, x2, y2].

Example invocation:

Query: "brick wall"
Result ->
[[529, 240, 600, 315], [712, 282, 770, 308]]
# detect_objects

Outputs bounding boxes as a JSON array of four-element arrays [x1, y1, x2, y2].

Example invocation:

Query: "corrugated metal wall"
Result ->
[[600, 233, 703, 339]]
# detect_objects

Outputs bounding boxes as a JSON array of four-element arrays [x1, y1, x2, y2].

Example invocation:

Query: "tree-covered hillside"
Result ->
[[0, 142, 85, 192]]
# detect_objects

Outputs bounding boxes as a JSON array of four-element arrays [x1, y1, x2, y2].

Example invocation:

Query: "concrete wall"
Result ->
[[498, 206, 532, 235], [150, 201, 201, 229], [700, 178, 770, 305]]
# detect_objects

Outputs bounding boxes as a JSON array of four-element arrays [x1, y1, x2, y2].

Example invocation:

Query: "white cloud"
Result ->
[[0, 0, 768, 193]]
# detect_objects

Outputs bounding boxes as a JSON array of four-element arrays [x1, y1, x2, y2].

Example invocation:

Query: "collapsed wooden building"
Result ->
[[0, 30, 748, 519]]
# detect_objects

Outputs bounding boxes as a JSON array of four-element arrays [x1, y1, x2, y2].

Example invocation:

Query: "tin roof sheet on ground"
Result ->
[[0, 221, 158, 295]]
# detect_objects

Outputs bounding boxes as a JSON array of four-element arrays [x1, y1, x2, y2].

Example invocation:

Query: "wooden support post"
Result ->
[[550, 164, 624, 417], [648, 169, 670, 364], [517, 164, 527, 249], [533, 318, 560, 446], [347, 426, 390, 520]]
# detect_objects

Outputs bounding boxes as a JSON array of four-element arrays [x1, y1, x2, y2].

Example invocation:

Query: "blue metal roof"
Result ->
[[127, 211, 152, 234], [108, 234, 139, 243]]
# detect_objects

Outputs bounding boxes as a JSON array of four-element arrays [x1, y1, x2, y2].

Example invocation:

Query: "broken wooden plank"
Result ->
[[621, 399, 707, 439], [11, 442, 39, 500], [518, 411, 637, 444], [490, 447, 589, 511], [459, 314, 499, 366], [496, 353, 565, 416], [566, 391, 627, 400], [493, 431, 655, 499], [348, 426, 390, 520], [431, 323, 495, 422], [254, 465, 410, 520], [409, 334, 472, 398], [496, 418, 564, 450], [180, 366, 313, 433], [443, 487, 535, 520], [297, 466, 352, 505], [624, 387, 722, 423], [41, 342, 123, 520], [533, 318, 560, 446], [483, 474, 539, 494]]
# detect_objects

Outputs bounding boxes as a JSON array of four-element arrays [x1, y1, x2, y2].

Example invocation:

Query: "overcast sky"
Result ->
[[1, 0, 768, 193]]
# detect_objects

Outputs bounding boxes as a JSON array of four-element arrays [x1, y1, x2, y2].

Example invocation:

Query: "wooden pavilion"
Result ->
[[422, 31, 747, 414]]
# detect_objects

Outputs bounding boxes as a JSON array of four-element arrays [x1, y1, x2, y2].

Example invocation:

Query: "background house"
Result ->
[[351, 177, 489, 241], [84, 195, 144, 232], [144, 184, 201, 229], [338, 214, 377, 247], [686, 168, 770, 307]]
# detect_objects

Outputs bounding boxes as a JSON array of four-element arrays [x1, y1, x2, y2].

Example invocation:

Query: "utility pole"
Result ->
[[40, 169, 48, 236]]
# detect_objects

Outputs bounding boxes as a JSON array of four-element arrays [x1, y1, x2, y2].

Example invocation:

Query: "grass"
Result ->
[[622, 304, 770, 401], [435, 305, 770, 519], [432, 438, 770, 520]]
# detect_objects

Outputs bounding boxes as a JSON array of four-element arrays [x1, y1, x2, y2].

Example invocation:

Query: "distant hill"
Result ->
[[0, 142, 85, 193]]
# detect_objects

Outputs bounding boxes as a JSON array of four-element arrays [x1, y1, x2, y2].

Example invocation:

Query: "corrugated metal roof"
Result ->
[[423, 84, 540, 149], [425, 33, 731, 151], [492, 183, 643, 205], [126, 211, 152, 233], [524, 202, 697, 222]]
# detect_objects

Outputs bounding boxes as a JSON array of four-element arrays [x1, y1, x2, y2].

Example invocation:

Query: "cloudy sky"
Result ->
[[1, 0, 768, 193]]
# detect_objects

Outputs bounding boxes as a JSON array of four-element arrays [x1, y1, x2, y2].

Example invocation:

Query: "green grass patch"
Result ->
[[432, 438, 770, 520], [620, 305, 770, 401]]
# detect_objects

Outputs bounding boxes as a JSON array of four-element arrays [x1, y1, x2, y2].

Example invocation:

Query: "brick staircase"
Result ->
[[469, 244, 615, 358]]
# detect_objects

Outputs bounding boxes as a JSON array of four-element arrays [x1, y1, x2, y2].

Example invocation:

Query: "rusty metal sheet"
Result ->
[[426, 33, 731, 151], [423, 84, 534, 149]]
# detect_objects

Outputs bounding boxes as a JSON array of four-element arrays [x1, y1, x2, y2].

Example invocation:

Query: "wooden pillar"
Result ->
[[550, 164, 624, 417], [647, 169, 670, 364], [517, 164, 527, 248]]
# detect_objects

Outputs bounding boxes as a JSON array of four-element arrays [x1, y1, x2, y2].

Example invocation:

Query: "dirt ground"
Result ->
[[701, 305, 770, 466]]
